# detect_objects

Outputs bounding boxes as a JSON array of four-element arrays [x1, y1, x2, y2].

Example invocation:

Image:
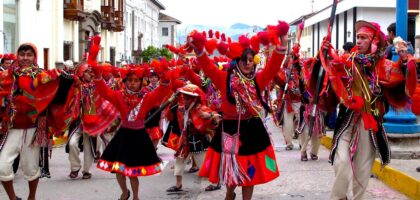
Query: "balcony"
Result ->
[[113, 11, 124, 32], [64, 0, 86, 21], [132, 50, 142, 57], [101, 5, 115, 30]]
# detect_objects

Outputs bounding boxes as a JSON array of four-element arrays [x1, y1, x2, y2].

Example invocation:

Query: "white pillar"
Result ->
[[53, 0, 64, 68], [73, 21, 80, 62]]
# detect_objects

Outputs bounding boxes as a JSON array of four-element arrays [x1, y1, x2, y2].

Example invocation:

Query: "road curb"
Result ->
[[321, 136, 420, 200]]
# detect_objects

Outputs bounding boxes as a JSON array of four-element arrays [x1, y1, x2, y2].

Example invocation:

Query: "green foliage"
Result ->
[[141, 46, 173, 63]]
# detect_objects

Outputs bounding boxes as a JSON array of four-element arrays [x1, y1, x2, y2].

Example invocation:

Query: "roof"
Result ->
[[159, 13, 181, 24], [289, 13, 316, 25], [150, 0, 165, 10]]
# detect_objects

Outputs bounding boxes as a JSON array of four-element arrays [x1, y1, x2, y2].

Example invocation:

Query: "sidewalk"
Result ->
[[197, 119, 410, 200]]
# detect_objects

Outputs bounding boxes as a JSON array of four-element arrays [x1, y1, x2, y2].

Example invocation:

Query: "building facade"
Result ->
[[119, 0, 165, 64], [0, 0, 125, 68], [289, 0, 419, 58], [158, 13, 181, 48]]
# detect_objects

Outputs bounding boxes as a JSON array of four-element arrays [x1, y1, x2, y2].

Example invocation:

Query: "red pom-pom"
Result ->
[[205, 39, 218, 54], [250, 35, 260, 52], [257, 31, 270, 46], [160, 57, 169, 70], [217, 42, 228, 55], [208, 30, 214, 38], [179, 48, 187, 55], [169, 58, 176, 67], [215, 31, 220, 39], [202, 31, 207, 38], [213, 56, 220, 62], [189, 30, 206, 52], [176, 59, 184, 66], [238, 35, 250, 50], [349, 96, 364, 112], [227, 42, 243, 59], [0, 54, 2, 59], [221, 33, 226, 42], [228, 37, 232, 44], [277, 21, 290, 36]]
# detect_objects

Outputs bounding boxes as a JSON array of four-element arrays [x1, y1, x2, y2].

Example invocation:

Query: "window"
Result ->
[[3, 0, 18, 53], [63, 42, 73, 61], [162, 27, 169, 36]]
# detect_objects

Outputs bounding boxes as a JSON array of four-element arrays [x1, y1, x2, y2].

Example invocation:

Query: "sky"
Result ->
[[158, 0, 332, 28]]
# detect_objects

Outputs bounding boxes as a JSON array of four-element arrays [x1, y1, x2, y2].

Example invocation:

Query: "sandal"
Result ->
[[166, 185, 183, 192], [310, 154, 319, 160], [205, 184, 221, 191], [82, 171, 92, 179], [118, 190, 130, 200], [68, 170, 79, 179], [416, 167, 420, 172], [301, 152, 308, 162], [285, 145, 294, 151], [16, 197, 22, 200], [188, 167, 199, 173]]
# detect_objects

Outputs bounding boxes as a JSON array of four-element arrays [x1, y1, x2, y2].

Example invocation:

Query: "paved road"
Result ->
[[0, 118, 409, 200]]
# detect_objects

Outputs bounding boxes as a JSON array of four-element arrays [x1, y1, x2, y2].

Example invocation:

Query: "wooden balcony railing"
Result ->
[[113, 11, 124, 32], [64, 0, 86, 21]]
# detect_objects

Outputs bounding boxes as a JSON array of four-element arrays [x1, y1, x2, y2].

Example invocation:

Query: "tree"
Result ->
[[141, 46, 173, 63]]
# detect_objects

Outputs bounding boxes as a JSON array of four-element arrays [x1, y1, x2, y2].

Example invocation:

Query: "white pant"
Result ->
[[0, 128, 40, 181], [68, 130, 94, 173], [174, 152, 206, 176], [283, 102, 301, 146], [299, 125, 321, 155], [330, 120, 375, 200]]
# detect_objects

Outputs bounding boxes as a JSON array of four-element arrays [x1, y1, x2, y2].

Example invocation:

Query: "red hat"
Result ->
[[355, 20, 387, 53], [77, 63, 90, 77], [177, 84, 206, 104]]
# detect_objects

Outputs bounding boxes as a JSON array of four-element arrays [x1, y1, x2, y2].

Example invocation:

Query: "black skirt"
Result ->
[[97, 127, 161, 177], [210, 117, 272, 155]]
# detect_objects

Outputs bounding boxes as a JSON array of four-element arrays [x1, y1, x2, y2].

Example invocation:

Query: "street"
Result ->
[[0, 118, 409, 200]]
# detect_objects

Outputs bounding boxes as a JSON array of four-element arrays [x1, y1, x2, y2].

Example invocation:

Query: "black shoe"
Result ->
[[118, 190, 130, 200], [40, 168, 51, 178], [416, 167, 420, 172], [16, 197, 22, 200]]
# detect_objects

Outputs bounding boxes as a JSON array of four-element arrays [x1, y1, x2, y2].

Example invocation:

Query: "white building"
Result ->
[[0, 0, 124, 68], [289, 0, 420, 58], [158, 13, 181, 48], [119, 0, 165, 64]]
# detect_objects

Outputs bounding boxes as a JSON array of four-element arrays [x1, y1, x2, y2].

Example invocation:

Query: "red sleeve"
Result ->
[[185, 69, 202, 87], [197, 54, 227, 90], [256, 51, 286, 90], [405, 59, 418, 97], [139, 84, 171, 119], [94, 79, 123, 112]]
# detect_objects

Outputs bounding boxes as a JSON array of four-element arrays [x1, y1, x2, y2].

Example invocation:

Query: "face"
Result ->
[[182, 94, 197, 108], [126, 74, 142, 92], [17, 50, 36, 67], [102, 73, 112, 81], [238, 53, 255, 75], [2, 60, 13, 70], [83, 68, 93, 82], [356, 34, 371, 54], [398, 49, 408, 61], [149, 75, 159, 84]]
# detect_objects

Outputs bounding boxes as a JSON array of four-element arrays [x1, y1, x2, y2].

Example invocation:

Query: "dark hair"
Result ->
[[17, 44, 36, 55], [387, 23, 396, 34], [235, 48, 256, 64], [342, 42, 354, 52], [0, 59, 4, 65]]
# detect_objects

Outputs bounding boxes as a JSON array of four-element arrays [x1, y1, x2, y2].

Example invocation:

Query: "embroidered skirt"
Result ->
[[97, 127, 161, 177], [199, 118, 279, 186]]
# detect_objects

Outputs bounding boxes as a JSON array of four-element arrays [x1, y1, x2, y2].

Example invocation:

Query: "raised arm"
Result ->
[[256, 51, 286, 89], [197, 54, 227, 90]]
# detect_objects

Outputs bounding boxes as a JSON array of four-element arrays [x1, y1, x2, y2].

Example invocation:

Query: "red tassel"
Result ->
[[215, 31, 220, 39], [362, 113, 378, 132], [250, 35, 260, 52], [176, 59, 184, 66], [221, 33, 226, 42], [205, 39, 218, 54], [217, 42, 229, 55], [208, 29, 214, 38], [238, 35, 250, 50], [169, 58, 176, 67]]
